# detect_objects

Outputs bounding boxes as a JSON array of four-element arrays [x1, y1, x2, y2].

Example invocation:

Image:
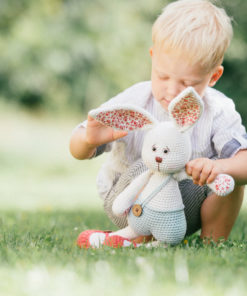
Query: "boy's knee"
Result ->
[[232, 184, 245, 195], [224, 184, 245, 202]]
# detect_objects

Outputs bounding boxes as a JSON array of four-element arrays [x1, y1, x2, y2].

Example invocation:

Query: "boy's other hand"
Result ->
[[86, 115, 128, 147], [185, 158, 225, 186]]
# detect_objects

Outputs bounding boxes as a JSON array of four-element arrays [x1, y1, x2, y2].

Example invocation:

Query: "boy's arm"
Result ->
[[186, 150, 247, 186], [69, 125, 97, 160], [215, 150, 247, 185], [69, 115, 128, 160]]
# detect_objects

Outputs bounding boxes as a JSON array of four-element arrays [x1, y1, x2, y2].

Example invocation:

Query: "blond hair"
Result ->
[[152, 0, 233, 72]]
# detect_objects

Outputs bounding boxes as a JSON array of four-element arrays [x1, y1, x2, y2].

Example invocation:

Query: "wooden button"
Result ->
[[132, 204, 142, 217]]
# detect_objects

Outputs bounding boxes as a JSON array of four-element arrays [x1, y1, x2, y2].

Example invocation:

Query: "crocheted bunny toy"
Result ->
[[79, 87, 235, 248]]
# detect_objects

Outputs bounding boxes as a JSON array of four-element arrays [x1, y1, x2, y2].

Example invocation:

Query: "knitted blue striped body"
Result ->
[[127, 175, 187, 245], [128, 205, 186, 245]]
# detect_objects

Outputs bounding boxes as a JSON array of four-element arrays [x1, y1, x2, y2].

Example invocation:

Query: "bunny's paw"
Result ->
[[209, 174, 235, 196]]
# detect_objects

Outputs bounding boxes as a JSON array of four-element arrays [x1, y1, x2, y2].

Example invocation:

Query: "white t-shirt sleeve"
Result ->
[[211, 97, 247, 158]]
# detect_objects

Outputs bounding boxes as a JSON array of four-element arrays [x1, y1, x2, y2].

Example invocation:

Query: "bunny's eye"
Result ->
[[163, 147, 170, 154], [152, 145, 157, 152]]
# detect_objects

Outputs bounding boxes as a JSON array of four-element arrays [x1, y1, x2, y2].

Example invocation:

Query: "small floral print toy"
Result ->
[[77, 87, 235, 248]]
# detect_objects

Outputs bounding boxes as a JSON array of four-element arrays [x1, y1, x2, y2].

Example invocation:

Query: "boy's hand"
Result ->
[[185, 158, 225, 186], [86, 115, 128, 147]]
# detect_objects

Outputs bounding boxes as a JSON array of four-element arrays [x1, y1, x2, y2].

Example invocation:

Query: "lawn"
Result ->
[[1, 103, 247, 296]]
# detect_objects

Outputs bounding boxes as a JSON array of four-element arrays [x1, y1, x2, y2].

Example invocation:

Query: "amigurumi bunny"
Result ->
[[77, 87, 235, 248]]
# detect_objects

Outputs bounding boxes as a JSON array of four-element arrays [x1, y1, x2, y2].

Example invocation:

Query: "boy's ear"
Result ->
[[149, 47, 153, 57], [208, 66, 224, 87]]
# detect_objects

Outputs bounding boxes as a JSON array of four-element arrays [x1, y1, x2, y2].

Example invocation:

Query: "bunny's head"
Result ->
[[141, 122, 192, 174], [89, 87, 204, 174]]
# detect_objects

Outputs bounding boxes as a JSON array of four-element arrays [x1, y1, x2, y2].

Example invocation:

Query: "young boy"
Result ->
[[70, 0, 247, 247]]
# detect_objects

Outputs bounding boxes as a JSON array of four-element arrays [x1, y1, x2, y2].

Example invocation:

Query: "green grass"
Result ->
[[1, 103, 247, 296], [0, 210, 247, 295]]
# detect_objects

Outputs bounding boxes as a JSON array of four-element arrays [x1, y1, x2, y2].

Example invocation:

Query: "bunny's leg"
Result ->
[[95, 226, 140, 248], [109, 225, 139, 240], [77, 160, 151, 249]]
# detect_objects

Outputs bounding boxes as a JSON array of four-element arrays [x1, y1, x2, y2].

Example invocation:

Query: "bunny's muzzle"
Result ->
[[155, 157, 163, 163]]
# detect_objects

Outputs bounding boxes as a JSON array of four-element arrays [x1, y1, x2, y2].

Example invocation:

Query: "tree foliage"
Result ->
[[0, 0, 246, 125]]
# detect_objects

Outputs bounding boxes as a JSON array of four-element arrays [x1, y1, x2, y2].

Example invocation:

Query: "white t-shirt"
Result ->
[[80, 81, 247, 200]]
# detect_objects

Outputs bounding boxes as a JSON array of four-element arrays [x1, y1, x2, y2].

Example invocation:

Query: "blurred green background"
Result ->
[[0, 2, 247, 294], [0, 0, 247, 125]]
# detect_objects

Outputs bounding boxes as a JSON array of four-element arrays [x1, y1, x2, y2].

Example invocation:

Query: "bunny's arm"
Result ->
[[174, 170, 235, 197], [173, 170, 235, 196], [112, 170, 151, 216], [173, 170, 190, 182]]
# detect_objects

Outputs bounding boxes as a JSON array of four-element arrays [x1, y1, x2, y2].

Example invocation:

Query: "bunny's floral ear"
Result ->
[[89, 104, 157, 131], [168, 87, 204, 132]]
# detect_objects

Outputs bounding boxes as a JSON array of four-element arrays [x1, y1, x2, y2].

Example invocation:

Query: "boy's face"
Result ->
[[150, 47, 223, 111]]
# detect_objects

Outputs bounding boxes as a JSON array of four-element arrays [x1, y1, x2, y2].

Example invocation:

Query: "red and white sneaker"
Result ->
[[104, 234, 137, 248], [77, 230, 137, 249], [77, 230, 111, 249]]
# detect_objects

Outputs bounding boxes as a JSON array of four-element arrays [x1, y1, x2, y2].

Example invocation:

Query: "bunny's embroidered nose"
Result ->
[[155, 156, 163, 163]]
